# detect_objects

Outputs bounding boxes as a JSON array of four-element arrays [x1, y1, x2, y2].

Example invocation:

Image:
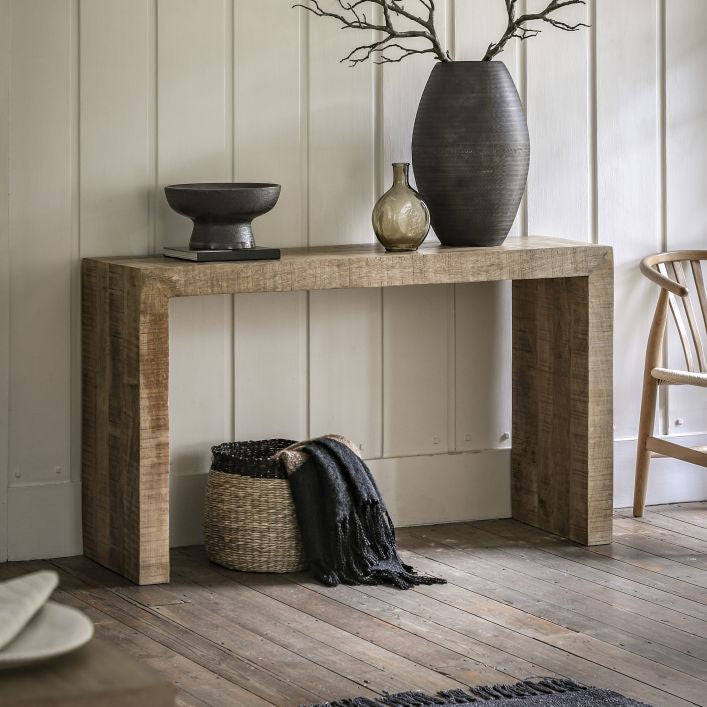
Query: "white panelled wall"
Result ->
[[0, 0, 705, 560]]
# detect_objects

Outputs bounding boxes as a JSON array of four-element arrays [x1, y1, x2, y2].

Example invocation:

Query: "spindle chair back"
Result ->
[[633, 251, 707, 517]]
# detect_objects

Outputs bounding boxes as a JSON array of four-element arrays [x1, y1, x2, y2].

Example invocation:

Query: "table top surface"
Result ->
[[88, 236, 608, 267], [83, 236, 612, 297], [0, 638, 175, 706]]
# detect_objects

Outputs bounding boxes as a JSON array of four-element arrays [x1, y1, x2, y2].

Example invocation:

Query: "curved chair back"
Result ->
[[640, 251, 707, 373]]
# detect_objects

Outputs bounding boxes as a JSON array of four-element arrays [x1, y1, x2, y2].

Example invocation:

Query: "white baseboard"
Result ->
[[4, 435, 706, 559], [169, 472, 208, 548], [613, 432, 707, 508], [7, 481, 82, 560], [149, 436, 707, 547], [168, 450, 512, 548], [368, 450, 512, 527]]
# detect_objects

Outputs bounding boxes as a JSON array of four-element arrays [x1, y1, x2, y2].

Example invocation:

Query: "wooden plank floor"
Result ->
[[2, 504, 707, 706]]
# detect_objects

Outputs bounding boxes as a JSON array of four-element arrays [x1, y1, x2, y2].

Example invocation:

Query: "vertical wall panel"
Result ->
[[9, 0, 73, 486], [666, 0, 707, 434], [168, 294, 232, 476], [526, 0, 590, 241], [308, 2, 375, 247], [596, 0, 660, 440], [383, 285, 453, 456], [234, 1, 304, 248], [158, 0, 233, 476], [232, 1, 308, 442], [233, 292, 308, 442], [383, 286, 452, 456], [309, 288, 382, 457], [0, 0, 9, 559], [80, 0, 152, 258], [455, 282, 512, 451], [308, 4, 382, 456], [381, 5, 454, 457], [453, 0, 515, 452]]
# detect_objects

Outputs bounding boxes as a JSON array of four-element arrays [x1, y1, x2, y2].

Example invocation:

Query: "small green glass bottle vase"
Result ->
[[372, 163, 431, 252]]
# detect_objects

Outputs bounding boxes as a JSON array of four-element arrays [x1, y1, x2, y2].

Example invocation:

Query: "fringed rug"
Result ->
[[302, 678, 651, 706]]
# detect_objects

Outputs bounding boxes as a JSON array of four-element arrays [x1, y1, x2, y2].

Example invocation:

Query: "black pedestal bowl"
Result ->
[[164, 183, 281, 250]]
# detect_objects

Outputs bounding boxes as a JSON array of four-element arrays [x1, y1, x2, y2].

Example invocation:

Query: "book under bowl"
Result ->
[[163, 246, 281, 262]]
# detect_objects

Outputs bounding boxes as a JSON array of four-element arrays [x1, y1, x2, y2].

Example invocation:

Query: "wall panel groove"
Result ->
[[300, 6, 311, 440], [228, 0, 236, 441], [657, 0, 669, 436], [518, 0, 529, 238], [69, 0, 81, 485], [148, 0, 158, 257], [588, 0, 598, 246], [0, 0, 9, 560]]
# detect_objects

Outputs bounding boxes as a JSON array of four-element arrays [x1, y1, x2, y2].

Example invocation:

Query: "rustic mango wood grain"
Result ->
[[512, 255, 614, 545], [82, 236, 614, 584]]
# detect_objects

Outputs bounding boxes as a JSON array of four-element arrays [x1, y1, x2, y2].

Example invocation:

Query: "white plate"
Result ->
[[0, 601, 94, 669]]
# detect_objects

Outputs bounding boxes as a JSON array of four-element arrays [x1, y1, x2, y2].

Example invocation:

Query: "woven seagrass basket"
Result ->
[[204, 439, 306, 573]]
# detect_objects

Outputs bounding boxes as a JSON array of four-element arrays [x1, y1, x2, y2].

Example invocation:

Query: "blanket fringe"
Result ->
[[290, 437, 445, 589], [301, 679, 588, 707]]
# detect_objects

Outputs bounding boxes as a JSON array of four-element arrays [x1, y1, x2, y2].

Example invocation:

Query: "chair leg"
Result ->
[[633, 376, 659, 517]]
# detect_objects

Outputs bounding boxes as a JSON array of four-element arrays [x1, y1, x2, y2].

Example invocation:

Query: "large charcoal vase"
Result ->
[[412, 61, 530, 247]]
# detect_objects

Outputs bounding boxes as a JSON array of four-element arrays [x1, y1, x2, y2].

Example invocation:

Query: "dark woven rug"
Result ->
[[302, 678, 651, 706]]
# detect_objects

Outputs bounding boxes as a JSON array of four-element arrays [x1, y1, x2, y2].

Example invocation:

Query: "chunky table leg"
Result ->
[[511, 253, 613, 545], [82, 260, 171, 584]]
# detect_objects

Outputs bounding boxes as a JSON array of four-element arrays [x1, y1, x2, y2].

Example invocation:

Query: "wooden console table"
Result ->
[[82, 236, 613, 585]]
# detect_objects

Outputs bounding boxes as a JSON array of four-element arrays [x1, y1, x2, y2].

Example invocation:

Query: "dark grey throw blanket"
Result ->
[[285, 437, 445, 589]]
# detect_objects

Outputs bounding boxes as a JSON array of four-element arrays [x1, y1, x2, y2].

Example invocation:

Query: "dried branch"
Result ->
[[483, 0, 589, 61], [293, 0, 451, 66]]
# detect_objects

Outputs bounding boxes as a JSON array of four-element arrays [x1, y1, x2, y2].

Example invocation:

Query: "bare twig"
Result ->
[[294, 0, 588, 66], [483, 0, 589, 61], [292, 0, 451, 65]]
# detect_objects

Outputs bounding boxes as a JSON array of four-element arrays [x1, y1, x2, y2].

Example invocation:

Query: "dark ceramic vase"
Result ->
[[412, 61, 530, 247]]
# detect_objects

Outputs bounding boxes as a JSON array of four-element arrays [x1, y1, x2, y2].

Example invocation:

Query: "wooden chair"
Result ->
[[634, 251, 707, 517]]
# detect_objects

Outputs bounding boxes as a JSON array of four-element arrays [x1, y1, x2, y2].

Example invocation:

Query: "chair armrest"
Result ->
[[640, 256, 689, 297]]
